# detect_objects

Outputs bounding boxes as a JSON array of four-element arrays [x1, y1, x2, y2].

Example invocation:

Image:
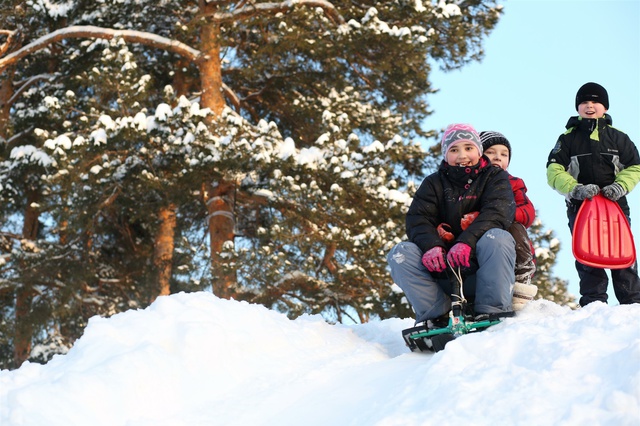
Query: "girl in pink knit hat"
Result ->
[[388, 123, 517, 332]]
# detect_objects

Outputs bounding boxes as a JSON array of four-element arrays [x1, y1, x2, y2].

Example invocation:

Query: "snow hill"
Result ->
[[1, 292, 639, 426]]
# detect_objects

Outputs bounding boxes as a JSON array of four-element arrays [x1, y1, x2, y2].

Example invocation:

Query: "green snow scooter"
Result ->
[[401, 264, 510, 353]]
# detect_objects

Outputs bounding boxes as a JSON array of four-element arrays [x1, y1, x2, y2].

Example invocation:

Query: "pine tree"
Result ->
[[3, 1, 569, 368], [528, 219, 577, 306]]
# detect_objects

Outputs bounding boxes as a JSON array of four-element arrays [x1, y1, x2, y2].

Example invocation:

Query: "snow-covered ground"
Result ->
[[1, 292, 639, 426]]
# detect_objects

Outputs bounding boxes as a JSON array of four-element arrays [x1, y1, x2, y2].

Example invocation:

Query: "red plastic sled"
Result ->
[[572, 194, 636, 269]]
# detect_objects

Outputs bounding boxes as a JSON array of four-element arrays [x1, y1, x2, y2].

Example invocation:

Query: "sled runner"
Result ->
[[401, 265, 511, 353], [572, 194, 636, 269], [402, 315, 502, 353]]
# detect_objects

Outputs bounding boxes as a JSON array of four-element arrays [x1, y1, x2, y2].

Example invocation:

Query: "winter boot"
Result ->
[[427, 313, 450, 329], [512, 282, 538, 311]]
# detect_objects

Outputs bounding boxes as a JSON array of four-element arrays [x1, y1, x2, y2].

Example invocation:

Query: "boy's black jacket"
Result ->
[[547, 114, 640, 215], [406, 156, 515, 254]]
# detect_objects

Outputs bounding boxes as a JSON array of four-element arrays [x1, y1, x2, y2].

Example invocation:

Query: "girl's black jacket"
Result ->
[[406, 156, 515, 254]]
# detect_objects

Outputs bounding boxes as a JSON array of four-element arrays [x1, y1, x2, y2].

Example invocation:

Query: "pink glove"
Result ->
[[447, 243, 472, 268], [422, 247, 447, 273]]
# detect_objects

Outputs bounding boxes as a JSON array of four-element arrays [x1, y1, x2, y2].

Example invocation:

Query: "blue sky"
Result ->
[[424, 0, 640, 302]]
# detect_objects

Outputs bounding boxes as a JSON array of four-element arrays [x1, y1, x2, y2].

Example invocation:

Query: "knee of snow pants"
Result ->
[[509, 222, 536, 284], [611, 262, 640, 304], [387, 242, 451, 323], [473, 228, 516, 314]]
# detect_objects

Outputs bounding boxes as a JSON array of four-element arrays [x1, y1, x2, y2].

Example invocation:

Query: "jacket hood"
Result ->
[[565, 113, 612, 130], [439, 156, 491, 189]]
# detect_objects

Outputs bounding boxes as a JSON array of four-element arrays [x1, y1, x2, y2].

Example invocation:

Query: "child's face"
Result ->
[[446, 141, 481, 167], [578, 101, 607, 119], [483, 144, 510, 171]]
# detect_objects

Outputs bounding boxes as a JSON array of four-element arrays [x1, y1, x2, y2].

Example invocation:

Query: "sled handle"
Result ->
[[447, 262, 466, 333]]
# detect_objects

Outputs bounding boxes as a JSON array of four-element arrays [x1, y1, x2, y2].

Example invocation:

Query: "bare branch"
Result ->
[[0, 231, 22, 240], [9, 73, 57, 107], [206, 0, 345, 25], [3, 126, 34, 150], [221, 82, 241, 110], [0, 26, 202, 73]]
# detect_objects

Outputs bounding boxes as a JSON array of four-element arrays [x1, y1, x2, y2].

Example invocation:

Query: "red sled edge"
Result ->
[[572, 194, 636, 269]]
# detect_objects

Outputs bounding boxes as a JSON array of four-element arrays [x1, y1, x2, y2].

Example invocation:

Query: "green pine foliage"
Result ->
[[528, 219, 577, 306]]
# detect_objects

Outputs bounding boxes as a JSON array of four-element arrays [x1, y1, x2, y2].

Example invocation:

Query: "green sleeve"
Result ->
[[546, 163, 577, 194], [615, 164, 640, 193]]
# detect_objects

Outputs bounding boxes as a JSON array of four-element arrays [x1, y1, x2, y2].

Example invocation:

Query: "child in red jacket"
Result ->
[[481, 131, 537, 310]]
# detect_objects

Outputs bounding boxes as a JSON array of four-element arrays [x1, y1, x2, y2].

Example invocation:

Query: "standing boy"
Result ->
[[546, 82, 640, 306]]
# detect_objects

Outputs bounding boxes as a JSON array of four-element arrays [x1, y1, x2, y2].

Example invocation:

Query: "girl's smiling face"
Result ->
[[578, 101, 607, 119], [446, 141, 481, 167]]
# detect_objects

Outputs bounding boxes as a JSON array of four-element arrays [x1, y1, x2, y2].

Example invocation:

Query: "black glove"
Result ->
[[569, 184, 600, 200], [601, 182, 627, 201]]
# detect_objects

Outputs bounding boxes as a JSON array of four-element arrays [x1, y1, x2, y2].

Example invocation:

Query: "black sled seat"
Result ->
[[402, 311, 514, 353], [401, 324, 456, 353]]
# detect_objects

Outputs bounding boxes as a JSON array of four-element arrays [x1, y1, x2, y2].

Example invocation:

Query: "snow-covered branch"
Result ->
[[206, 0, 345, 24], [0, 26, 202, 73]]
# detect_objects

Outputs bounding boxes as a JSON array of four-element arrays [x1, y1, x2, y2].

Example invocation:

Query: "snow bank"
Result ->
[[1, 292, 638, 426]]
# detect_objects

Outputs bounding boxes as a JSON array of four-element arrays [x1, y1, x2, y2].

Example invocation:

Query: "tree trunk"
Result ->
[[198, 12, 237, 298], [203, 180, 236, 299], [198, 19, 225, 117], [0, 65, 15, 147], [14, 189, 40, 366], [13, 289, 32, 366], [151, 203, 177, 303]]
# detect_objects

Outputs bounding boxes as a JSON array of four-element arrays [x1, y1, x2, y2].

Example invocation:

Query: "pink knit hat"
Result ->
[[441, 123, 483, 158]]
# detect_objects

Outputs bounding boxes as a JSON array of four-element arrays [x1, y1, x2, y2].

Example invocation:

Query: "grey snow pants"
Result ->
[[387, 228, 516, 323]]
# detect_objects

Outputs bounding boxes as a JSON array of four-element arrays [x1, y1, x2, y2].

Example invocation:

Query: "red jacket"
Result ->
[[509, 174, 535, 228]]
